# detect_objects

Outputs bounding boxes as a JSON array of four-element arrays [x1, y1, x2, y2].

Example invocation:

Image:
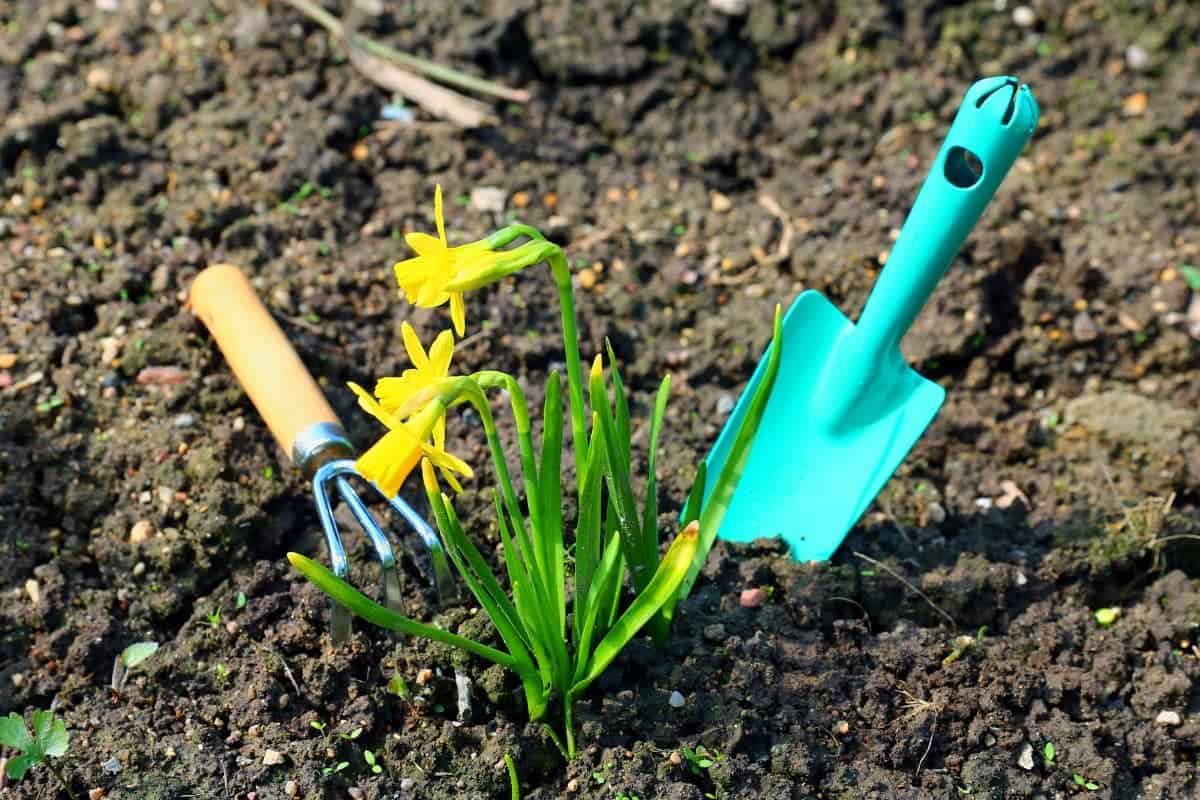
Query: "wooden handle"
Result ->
[[188, 263, 342, 463]]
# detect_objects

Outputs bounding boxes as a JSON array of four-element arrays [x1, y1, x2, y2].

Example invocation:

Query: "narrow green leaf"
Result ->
[[572, 416, 605, 645], [642, 376, 672, 644], [571, 528, 623, 685], [286, 553, 516, 670], [605, 341, 632, 466], [676, 305, 784, 604], [429, 489, 541, 678], [538, 372, 565, 635], [505, 753, 521, 800], [571, 521, 700, 695], [590, 361, 647, 591]]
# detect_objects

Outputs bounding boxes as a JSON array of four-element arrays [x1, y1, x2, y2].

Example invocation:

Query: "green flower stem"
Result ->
[[445, 237, 586, 489], [545, 248, 588, 493], [473, 370, 544, 560]]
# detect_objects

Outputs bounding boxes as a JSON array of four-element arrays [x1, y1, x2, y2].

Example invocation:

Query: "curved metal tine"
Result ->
[[312, 462, 353, 644], [372, 482, 459, 606], [334, 475, 404, 615]]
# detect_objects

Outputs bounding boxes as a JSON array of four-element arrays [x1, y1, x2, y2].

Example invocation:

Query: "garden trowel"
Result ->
[[699, 76, 1039, 561]]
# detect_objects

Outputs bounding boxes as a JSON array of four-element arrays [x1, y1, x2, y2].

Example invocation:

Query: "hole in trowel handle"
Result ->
[[944, 145, 984, 188]]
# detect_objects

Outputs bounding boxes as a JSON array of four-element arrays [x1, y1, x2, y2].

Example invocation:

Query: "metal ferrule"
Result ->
[[292, 421, 354, 481]]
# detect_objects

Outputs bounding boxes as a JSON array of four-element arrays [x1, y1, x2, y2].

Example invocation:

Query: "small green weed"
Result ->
[[0, 710, 75, 799]]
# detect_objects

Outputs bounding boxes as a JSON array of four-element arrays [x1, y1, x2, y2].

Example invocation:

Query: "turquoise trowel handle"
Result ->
[[855, 76, 1039, 358]]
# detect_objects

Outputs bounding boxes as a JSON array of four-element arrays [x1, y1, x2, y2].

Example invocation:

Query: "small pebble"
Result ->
[[709, 0, 750, 14], [1126, 44, 1149, 70], [284, 780, 299, 798], [247, 793, 257, 800], [470, 186, 506, 216], [400, 779, 415, 791], [834, 720, 850, 735], [739, 588, 767, 608], [716, 393, 735, 416], [174, 413, 195, 428], [0, 353, 16, 369], [566, 778, 579, 792], [415, 668, 434, 686], [86, 67, 114, 92], [1017, 743, 1035, 770], [702, 623, 726, 642], [89, 789, 106, 800], [577, 268, 597, 290], [11, 672, 25, 688], [668, 690, 685, 708], [233, 416, 246, 432], [1072, 311, 1099, 342], [347, 789, 364, 800], [1123, 92, 1148, 116], [1012, 5, 1035, 26], [103, 757, 122, 775], [1156, 710, 1182, 727], [926, 501, 947, 525], [1186, 295, 1200, 341], [129, 519, 155, 544], [710, 192, 732, 213], [262, 749, 286, 766], [132, 562, 145, 577], [25, 579, 40, 605]]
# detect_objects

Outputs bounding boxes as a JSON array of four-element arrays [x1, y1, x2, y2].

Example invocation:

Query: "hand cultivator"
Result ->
[[188, 264, 453, 643]]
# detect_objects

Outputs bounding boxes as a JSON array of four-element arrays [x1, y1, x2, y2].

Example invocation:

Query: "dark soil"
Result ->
[[3, 1, 1199, 798]]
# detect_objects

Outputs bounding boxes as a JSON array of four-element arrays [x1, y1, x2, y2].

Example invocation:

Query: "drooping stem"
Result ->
[[546, 249, 588, 496]]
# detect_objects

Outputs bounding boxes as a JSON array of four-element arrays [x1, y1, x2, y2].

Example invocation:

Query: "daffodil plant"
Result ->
[[289, 186, 780, 758]]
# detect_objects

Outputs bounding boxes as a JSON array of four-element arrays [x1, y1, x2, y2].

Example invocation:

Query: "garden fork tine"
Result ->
[[188, 264, 454, 644]]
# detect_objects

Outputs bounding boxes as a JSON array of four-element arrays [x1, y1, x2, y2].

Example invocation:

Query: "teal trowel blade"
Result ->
[[698, 76, 1039, 562]]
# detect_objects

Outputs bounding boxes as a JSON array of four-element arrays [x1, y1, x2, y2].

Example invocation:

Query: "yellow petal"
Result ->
[[404, 232, 445, 260], [439, 465, 465, 494], [422, 443, 473, 480], [434, 184, 446, 246], [420, 457, 441, 498], [427, 329, 455, 376], [433, 414, 446, 449], [356, 429, 422, 496], [414, 281, 450, 309], [348, 381, 394, 429], [374, 374, 429, 416], [450, 292, 466, 336], [401, 322, 430, 371]]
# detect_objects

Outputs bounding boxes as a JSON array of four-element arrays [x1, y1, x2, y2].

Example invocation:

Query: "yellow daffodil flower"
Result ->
[[393, 185, 502, 336], [349, 382, 472, 496], [374, 321, 455, 441]]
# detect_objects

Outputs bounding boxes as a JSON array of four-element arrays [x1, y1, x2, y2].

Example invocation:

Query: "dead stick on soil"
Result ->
[[852, 551, 957, 632], [278, 0, 528, 102], [278, 0, 506, 126], [346, 42, 495, 128]]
